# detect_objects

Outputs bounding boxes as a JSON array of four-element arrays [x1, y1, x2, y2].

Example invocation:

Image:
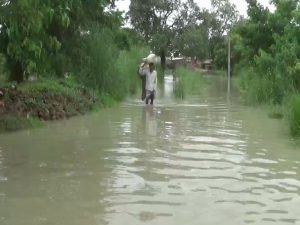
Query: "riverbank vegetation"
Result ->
[[0, 0, 235, 133], [1, 0, 299, 137], [0, 1, 149, 133], [173, 67, 206, 99], [230, 0, 300, 137]]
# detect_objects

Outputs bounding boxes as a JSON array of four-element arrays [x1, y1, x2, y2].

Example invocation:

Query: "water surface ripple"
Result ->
[[0, 77, 300, 225]]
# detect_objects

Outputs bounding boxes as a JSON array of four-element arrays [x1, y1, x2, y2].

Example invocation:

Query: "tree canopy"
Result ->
[[0, 0, 118, 82]]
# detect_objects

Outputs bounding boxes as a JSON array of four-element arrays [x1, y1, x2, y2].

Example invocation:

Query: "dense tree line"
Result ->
[[1, 0, 300, 135], [0, 0, 134, 85], [229, 0, 300, 136], [129, 0, 239, 69], [1, 0, 299, 104], [232, 0, 300, 104], [0, 0, 242, 82]]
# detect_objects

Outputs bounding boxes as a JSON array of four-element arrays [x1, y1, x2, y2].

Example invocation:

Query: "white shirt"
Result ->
[[139, 66, 157, 91]]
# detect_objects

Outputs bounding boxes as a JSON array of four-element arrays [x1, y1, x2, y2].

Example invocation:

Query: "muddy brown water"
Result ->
[[1, 76, 300, 225]]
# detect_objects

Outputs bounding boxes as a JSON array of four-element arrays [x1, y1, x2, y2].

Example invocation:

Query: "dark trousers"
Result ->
[[145, 92, 154, 105], [141, 76, 146, 100]]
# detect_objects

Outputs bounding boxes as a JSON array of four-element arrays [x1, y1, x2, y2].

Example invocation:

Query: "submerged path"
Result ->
[[0, 76, 300, 225]]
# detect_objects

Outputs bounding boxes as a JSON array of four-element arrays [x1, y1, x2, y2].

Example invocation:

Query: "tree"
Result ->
[[173, 0, 240, 67], [208, 0, 240, 68], [175, 27, 209, 60], [0, 0, 115, 83], [211, 0, 239, 35], [128, 0, 180, 69], [232, 0, 300, 104]]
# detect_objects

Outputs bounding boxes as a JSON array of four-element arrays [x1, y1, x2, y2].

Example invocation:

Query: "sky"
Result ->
[[115, 0, 275, 17]]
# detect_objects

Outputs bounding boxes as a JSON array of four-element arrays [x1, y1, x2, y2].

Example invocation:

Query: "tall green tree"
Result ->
[[209, 0, 239, 68], [128, 0, 180, 69], [0, 0, 115, 83], [233, 0, 300, 104], [175, 27, 209, 60]]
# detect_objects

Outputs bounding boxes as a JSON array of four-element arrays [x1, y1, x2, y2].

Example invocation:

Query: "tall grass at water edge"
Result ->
[[116, 46, 149, 96], [235, 67, 286, 105], [173, 67, 206, 99], [235, 66, 300, 138], [286, 94, 300, 137], [78, 28, 149, 101]]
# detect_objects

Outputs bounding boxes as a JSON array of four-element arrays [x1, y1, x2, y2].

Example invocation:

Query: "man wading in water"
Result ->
[[139, 62, 157, 105]]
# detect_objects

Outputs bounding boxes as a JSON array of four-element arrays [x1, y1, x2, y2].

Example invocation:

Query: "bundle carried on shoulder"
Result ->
[[146, 53, 156, 64]]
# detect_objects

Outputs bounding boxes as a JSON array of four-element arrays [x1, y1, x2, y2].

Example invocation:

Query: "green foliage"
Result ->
[[175, 27, 209, 60], [211, 0, 239, 34], [236, 66, 284, 105], [0, 0, 116, 82], [0, 54, 7, 82], [233, 1, 300, 137], [287, 94, 300, 137], [76, 27, 149, 100], [2, 78, 96, 122], [78, 28, 121, 98], [116, 46, 149, 95], [0, 115, 43, 133], [234, 0, 300, 105], [19, 77, 84, 97], [173, 67, 205, 99], [129, 0, 180, 42], [267, 104, 284, 119], [211, 39, 227, 69], [150, 33, 169, 57]]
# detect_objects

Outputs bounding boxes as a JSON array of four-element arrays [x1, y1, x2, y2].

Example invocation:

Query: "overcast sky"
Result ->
[[115, 0, 275, 17]]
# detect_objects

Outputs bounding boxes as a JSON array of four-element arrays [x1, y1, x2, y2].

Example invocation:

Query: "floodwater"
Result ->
[[1, 76, 300, 225]]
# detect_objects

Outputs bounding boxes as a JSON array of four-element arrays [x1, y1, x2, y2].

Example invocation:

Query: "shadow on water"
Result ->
[[0, 75, 300, 225]]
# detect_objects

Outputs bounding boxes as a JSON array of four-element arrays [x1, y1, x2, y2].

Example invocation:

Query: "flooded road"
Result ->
[[1, 76, 300, 225]]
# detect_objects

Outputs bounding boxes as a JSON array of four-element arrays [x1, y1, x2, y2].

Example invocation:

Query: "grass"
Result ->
[[267, 104, 284, 119], [235, 66, 286, 105], [286, 94, 300, 137], [0, 43, 150, 134], [78, 27, 149, 101], [116, 46, 149, 95], [0, 54, 7, 83], [20, 78, 78, 95], [173, 67, 206, 99], [214, 70, 227, 76], [0, 77, 97, 133], [235, 65, 300, 139], [0, 115, 43, 133]]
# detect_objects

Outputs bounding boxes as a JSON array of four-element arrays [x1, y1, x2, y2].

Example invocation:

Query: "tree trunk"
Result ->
[[160, 49, 166, 71], [15, 61, 24, 83]]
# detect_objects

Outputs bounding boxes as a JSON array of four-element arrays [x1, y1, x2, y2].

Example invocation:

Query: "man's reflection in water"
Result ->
[[143, 106, 157, 137]]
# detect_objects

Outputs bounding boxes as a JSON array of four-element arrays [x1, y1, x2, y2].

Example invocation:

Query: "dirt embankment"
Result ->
[[0, 79, 96, 132]]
